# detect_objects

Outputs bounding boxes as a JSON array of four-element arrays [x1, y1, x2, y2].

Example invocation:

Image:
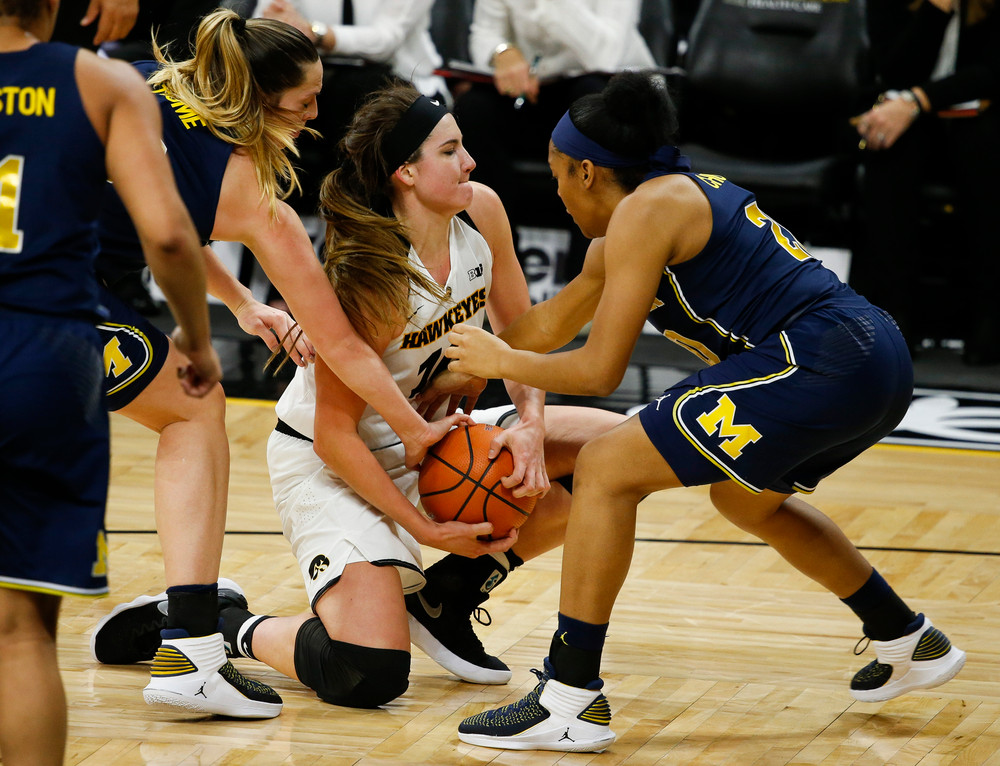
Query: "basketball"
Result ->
[[418, 423, 537, 539]]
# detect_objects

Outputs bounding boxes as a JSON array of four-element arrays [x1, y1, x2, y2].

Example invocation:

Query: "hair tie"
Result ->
[[383, 95, 449, 173], [232, 16, 247, 35]]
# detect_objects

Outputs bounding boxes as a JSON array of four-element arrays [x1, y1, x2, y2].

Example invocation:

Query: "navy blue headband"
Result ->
[[550, 110, 692, 175], [383, 95, 449, 172], [551, 111, 643, 167]]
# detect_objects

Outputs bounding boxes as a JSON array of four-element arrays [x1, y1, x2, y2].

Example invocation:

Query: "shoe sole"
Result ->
[[458, 730, 615, 753], [90, 592, 167, 664], [143, 688, 282, 719], [851, 647, 967, 703], [407, 614, 512, 685]]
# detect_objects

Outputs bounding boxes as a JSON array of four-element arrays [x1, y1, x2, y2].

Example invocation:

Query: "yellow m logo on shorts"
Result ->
[[695, 394, 762, 459]]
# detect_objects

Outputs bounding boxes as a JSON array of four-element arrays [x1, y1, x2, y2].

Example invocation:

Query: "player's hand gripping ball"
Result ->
[[418, 423, 537, 539]]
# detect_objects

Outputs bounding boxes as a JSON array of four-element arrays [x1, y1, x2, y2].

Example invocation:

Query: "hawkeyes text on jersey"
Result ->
[[400, 287, 486, 349]]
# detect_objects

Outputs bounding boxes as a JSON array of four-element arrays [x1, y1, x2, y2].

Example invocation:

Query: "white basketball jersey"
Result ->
[[275, 214, 493, 468]]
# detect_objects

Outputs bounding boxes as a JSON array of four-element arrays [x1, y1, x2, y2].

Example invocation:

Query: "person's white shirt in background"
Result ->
[[469, 0, 655, 80], [253, 0, 448, 100]]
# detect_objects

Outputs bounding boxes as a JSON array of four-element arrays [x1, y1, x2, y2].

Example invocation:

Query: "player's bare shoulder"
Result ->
[[636, 171, 707, 213], [466, 181, 505, 222], [610, 173, 712, 265], [464, 181, 513, 246]]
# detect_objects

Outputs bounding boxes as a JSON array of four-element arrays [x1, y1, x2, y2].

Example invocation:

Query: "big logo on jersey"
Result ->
[[399, 287, 486, 349], [696, 394, 762, 459], [98, 323, 156, 396]]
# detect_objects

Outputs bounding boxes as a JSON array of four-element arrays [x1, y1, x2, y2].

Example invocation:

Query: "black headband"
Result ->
[[383, 95, 449, 172]]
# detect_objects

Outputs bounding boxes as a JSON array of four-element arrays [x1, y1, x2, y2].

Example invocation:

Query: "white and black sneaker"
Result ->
[[143, 630, 282, 718], [458, 660, 615, 752], [851, 614, 966, 702], [91, 590, 169, 664], [90, 578, 246, 665], [405, 590, 511, 684]]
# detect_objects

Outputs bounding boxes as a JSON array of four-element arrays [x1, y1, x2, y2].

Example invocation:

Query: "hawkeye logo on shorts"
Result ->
[[99, 323, 155, 396], [696, 394, 761, 459], [309, 555, 330, 580]]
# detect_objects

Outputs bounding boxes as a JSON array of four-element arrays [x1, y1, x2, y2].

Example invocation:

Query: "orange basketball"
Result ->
[[418, 423, 536, 540]]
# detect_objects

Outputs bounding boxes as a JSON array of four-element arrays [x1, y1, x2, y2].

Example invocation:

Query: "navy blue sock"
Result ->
[[841, 569, 918, 641], [548, 613, 608, 688], [166, 583, 218, 638]]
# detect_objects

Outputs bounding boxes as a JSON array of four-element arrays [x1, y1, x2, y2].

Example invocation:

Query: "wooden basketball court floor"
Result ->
[[56, 397, 1000, 765]]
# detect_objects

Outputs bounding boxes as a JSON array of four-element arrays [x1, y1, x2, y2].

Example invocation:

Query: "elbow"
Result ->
[[578, 364, 624, 398], [144, 231, 198, 268], [587, 379, 621, 398], [332, 330, 370, 361]]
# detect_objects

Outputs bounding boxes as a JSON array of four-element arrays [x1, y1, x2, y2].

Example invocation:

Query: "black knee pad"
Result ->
[[293, 617, 410, 708]]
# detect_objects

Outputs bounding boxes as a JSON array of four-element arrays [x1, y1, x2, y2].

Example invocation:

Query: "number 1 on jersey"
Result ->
[[1, 155, 25, 254]]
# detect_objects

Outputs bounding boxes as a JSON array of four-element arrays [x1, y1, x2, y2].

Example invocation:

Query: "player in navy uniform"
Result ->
[[0, 0, 220, 762], [87, 8, 474, 717], [445, 71, 967, 752]]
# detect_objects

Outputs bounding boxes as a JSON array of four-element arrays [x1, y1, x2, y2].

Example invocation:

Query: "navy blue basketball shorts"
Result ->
[[97, 286, 169, 411], [0, 315, 110, 596], [638, 307, 913, 494]]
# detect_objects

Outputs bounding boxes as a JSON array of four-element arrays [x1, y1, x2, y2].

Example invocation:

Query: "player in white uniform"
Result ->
[[218, 83, 625, 708]]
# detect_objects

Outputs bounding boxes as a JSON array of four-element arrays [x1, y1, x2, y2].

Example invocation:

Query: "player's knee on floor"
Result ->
[[293, 617, 410, 708]]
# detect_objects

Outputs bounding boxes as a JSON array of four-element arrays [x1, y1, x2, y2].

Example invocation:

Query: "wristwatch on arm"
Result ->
[[490, 42, 521, 67], [311, 19, 330, 51]]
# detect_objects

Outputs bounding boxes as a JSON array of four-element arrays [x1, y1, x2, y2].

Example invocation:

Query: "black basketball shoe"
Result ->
[[405, 589, 511, 684], [91, 590, 169, 664]]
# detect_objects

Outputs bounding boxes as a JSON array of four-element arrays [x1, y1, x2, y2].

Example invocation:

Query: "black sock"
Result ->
[[218, 600, 273, 660], [548, 612, 607, 688], [423, 550, 522, 608], [166, 583, 218, 637], [841, 569, 919, 641]]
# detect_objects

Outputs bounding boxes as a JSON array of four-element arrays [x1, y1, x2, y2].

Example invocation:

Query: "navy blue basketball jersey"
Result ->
[[645, 172, 868, 366], [0, 42, 106, 320], [96, 60, 232, 284]]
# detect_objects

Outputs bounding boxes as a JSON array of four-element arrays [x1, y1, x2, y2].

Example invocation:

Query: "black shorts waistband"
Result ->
[[275, 418, 313, 442]]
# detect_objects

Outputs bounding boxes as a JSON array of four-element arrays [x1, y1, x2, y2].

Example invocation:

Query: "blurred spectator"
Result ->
[[254, 0, 449, 213], [53, 0, 218, 58], [851, 0, 999, 364], [451, 0, 656, 276], [102, 0, 221, 60], [52, 0, 139, 49]]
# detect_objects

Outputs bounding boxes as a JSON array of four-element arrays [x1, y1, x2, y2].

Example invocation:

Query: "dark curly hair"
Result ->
[[567, 70, 680, 191]]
